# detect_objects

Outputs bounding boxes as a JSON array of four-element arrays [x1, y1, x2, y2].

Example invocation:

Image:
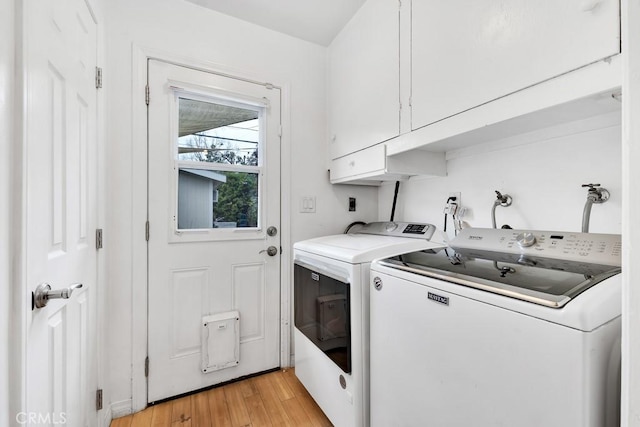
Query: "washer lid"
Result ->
[[378, 248, 621, 308]]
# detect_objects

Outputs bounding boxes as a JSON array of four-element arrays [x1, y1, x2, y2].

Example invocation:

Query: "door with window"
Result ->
[[147, 60, 281, 401]]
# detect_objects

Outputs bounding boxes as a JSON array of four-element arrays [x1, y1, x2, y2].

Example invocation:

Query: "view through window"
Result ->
[[176, 97, 261, 230]]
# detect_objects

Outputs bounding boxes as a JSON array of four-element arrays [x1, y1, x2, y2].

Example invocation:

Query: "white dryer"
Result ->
[[370, 227, 622, 427], [293, 222, 446, 427]]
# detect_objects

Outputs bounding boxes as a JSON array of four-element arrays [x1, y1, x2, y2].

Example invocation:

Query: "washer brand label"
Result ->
[[311, 272, 320, 281], [468, 235, 483, 240], [428, 292, 449, 306]]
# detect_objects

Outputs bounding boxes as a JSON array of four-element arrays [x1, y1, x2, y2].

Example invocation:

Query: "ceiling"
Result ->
[[185, 0, 367, 46]]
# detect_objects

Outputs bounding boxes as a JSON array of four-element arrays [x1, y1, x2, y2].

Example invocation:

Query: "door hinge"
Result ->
[[96, 389, 103, 411], [145, 84, 150, 105], [278, 125, 282, 137], [145, 356, 149, 377], [95, 67, 103, 89], [96, 228, 103, 250], [145, 221, 150, 241]]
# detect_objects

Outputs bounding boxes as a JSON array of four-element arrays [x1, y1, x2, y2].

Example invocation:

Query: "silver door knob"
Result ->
[[33, 283, 83, 309], [267, 226, 278, 237], [259, 246, 279, 256]]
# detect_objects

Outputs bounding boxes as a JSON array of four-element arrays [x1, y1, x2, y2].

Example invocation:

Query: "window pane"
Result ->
[[178, 168, 258, 230], [177, 97, 259, 165]]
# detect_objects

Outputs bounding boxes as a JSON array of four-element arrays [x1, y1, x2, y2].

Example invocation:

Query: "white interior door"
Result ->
[[147, 60, 281, 402], [24, 0, 99, 425]]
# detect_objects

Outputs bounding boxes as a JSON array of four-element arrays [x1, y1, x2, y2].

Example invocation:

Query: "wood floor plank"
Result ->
[[224, 383, 252, 426], [131, 407, 154, 427], [297, 394, 332, 427], [244, 394, 273, 427], [237, 377, 258, 398], [280, 368, 309, 398], [206, 387, 232, 427], [266, 371, 295, 401], [150, 403, 173, 427], [192, 391, 213, 427], [251, 375, 292, 427], [171, 396, 193, 426], [280, 397, 314, 427], [111, 416, 133, 427]]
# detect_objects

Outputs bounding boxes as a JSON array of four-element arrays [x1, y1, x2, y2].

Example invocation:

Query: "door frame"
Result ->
[[130, 45, 292, 412], [3, 1, 19, 426], [622, 0, 640, 423]]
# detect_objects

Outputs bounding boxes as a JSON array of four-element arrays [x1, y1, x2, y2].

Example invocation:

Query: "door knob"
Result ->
[[259, 246, 279, 256], [267, 226, 278, 237], [33, 283, 83, 310]]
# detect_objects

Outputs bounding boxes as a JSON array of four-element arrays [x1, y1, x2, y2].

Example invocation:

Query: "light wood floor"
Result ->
[[110, 368, 333, 427]]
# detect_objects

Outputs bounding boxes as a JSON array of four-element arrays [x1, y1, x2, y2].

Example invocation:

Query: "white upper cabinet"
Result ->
[[328, 0, 400, 160], [410, 0, 621, 131]]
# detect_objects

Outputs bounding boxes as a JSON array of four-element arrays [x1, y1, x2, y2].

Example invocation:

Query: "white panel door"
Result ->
[[147, 60, 281, 402], [24, 0, 98, 426], [412, 0, 621, 129]]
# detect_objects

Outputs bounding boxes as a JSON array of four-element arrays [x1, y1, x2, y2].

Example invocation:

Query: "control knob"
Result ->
[[516, 232, 537, 248], [385, 222, 398, 232]]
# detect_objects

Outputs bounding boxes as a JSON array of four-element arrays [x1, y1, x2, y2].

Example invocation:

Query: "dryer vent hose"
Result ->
[[390, 181, 400, 222], [344, 221, 366, 234]]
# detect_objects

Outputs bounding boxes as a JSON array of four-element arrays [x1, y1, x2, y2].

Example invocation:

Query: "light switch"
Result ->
[[300, 196, 316, 213]]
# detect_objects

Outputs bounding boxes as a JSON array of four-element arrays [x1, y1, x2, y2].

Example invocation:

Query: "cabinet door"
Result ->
[[329, 0, 400, 159], [411, 0, 620, 130]]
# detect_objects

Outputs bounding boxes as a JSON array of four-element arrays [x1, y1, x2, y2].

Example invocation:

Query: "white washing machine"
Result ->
[[293, 222, 446, 427], [370, 227, 622, 427]]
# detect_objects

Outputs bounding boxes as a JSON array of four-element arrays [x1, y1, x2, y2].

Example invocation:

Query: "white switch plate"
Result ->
[[300, 196, 316, 213]]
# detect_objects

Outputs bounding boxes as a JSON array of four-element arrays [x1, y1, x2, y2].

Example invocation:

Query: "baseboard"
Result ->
[[100, 405, 113, 427], [110, 399, 133, 420]]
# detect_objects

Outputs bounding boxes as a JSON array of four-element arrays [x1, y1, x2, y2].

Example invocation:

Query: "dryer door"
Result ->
[[294, 262, 351, 373]]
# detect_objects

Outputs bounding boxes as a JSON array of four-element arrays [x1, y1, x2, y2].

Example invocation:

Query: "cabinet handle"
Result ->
[[332, 135, 337, 142], [580, 0, 601, 12]]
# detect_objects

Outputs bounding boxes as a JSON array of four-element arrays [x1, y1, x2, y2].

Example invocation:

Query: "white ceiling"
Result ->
[[185, 0, 367, 46]]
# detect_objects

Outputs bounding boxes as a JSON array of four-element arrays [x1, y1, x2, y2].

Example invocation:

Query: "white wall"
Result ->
[[0, 0, 14, 425], [621, 0, 640, 424], [379, 116, 622, 236], [104, 0, 376, 413]]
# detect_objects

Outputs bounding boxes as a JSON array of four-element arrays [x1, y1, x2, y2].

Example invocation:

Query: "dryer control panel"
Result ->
[[451, 228, 621, 272], [353, 222, 437, 240]]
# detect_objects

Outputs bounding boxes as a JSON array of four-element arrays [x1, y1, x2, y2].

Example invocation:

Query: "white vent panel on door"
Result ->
[[201, 311, 240, 373]]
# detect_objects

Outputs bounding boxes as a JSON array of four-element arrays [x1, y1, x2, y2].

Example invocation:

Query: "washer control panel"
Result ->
[[451, 228, 621, 268], [355, 222, 436, 240]]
